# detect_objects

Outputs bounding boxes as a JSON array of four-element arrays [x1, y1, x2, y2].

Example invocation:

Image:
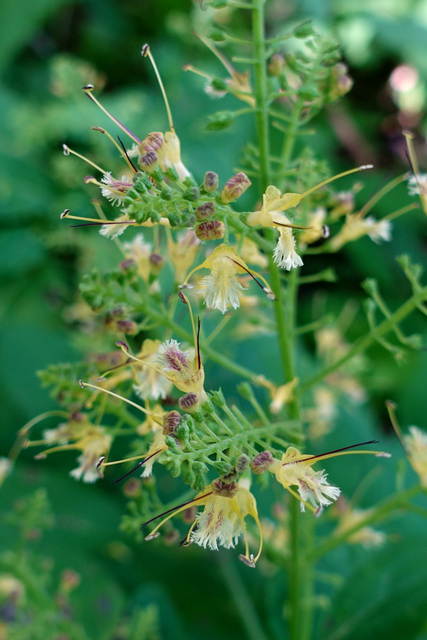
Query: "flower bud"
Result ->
[[203, 172, 219, 193], [220, 172, 251, 203], [212, 478, 238, 497], [195, 201, 215, 221], [139, 150, 159, 174], [251, 450, 274, 474], [149, 253, 164, 273], [116, 319, 138, 335], [269, 53, 285, 76], [182, 187, 201, 202], [179, 392, 199, 412], [162, 410, 182, 436], [235, 454, 250, 473], [195, 220, 225, 241]]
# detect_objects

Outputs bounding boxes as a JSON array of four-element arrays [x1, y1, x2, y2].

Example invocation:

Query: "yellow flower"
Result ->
[[33, 419, 112, 484], [154, 338, 206, 401], [122, 233, 153, 282], [182, 244, 274, 314], [333, 500, 386, 548], [328, 214, 392, 251], [167, 230, 201, 283], [133, 339, 172, 400], [144, 478, 263, 567], [268, 441, 390, 514]]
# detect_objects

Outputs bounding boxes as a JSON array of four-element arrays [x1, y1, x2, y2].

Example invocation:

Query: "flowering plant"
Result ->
[[2, 1, 427, 638]]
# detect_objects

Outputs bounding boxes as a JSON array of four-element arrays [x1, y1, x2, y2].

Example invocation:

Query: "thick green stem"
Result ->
[[251, 5, 310, 639]]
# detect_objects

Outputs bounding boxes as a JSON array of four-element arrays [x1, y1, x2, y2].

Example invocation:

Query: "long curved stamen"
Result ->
[[111, 449, 163, 484], [299, 165, 374, 201], [115, 342, 165, 376], [60, 210, 136, 228], [83, 85, 141, 144], [142, 44, 175, 133], [386, 400, 406, 451], [91, 127, 137, 174], [273, 220, 313, 231], [283, 440, 390, 467], [79, 380, 163, 422], [63, 144, 107, 174], [357, 173, 408, 219], [142, 492, 212, 537], [33, 443, 81, 458], [19, 410, 69, 437], [196, 33, 236, 78], [228, 258, 276, 301]]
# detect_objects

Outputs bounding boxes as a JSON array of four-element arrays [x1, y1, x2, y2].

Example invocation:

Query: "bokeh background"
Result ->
[[1, 1, 427, 638]]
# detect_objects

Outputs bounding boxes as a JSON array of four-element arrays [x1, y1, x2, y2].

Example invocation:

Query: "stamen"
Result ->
[[112, 449, 163, 484], [82, 85, 141, 144], [62, 144, 107, 174], [115, 342, 165, 376], [299, 165, 374, 202], [91, 127, 137, 174], [79, 380, 163, 421], [357, 172, 409, 219], [142, 492, 212, 532], [282, 440, 388, 467], [117, 135, 138, 173], [142, 44, 175, 133], [229, 258, 276, 300], [272, 220, 313, 230]]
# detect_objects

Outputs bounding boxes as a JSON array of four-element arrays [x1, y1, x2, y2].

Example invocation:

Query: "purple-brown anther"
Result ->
[[60, 209, 70, 219], [235, 454, 250, 473], [139, 150, 159, 173], [195, 220, 225, 241], [212, 478, 238, 497], [116, 320, 138, 334], [62, 144, 70, 156], [119, 258, 137, 271], [163, 410, 182, 436], [139, 132, 164, 155], [220, 172, 251, 203], [251, 450, 274, 474], [179, 393, 198, 411], [149, 253, 165, 272], [203, 171, 219, 193], [195, 201, 215, 221]]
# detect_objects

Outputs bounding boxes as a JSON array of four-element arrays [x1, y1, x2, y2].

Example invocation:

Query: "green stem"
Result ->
[[251, 4, 310, 639], [219, 555, 271, 640], [300, 286, 427, 392], [307, 484, 423, 561]]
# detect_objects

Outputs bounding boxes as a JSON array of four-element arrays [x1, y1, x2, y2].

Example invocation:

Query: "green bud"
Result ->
[[299, 84, 321, 101], [175, 424, 190, 440], [167, 210, 182, 227], [293, 21, 316, 38], [182, 187, 201, 202], [208, 28, 226, 42], [210, 389, 226, 407], [164, 165, 180, 182], [213, 462, 232, 477], [160, 186, 174, 200], [206, 111, 235, 131]]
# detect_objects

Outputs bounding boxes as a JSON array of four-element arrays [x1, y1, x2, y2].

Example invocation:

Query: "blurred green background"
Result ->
[[1, 0, 427, 638]]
